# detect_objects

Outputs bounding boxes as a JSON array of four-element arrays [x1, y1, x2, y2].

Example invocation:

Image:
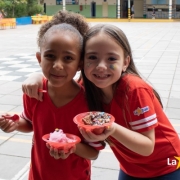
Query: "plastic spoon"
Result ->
[[38, 89, 47, 93], [2, 114, 19, 121]]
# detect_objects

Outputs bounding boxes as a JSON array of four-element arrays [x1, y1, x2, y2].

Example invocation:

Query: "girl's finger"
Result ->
[[1, 120, 17, 132], [38, 92, 43, 102], [52, 148, 59, 159], [4, 123, 18, 133], [22, 85, 27, 94], [49, 146, 54, 157]]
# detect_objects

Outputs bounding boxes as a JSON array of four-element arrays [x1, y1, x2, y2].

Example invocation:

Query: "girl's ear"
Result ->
[[36, 52, 41, 65], [123, 56, 130, 72]]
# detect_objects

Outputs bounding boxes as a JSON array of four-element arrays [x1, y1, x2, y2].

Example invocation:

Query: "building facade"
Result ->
[[43, 0, 180, 19]]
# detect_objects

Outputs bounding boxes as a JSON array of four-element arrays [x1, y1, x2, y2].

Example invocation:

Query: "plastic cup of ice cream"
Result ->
[[42, 133, 81, 153], [73, 112, 115, 135]]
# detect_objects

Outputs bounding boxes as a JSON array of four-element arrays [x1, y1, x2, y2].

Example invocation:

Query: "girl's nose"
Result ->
[[96, 61, 107, 71], [53, 60, 63, 70]]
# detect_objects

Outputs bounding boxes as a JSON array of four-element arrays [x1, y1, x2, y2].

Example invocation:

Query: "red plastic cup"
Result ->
[[73, 112, 115, 135], [42, 133, 81, 153]]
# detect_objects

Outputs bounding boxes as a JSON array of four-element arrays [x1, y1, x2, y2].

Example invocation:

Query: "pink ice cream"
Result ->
[[49, 129, 75, 143]]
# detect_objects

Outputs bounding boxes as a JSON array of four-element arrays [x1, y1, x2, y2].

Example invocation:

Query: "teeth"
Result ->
[[96, 74, 108, 78]]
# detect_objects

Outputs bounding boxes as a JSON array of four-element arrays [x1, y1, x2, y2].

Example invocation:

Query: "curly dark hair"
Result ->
[[37, 10, 89, 47]]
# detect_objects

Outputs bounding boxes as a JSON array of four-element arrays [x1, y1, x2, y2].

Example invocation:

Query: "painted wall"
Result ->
[[46, 5, 116, 18], [134, 0, 143, 17], [44, 0, 180, 18], [44, 0, 55, 5]]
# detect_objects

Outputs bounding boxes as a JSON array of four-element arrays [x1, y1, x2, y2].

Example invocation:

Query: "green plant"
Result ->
[[5, 0, 27, 17], [28, 4, 43, 16], [0, 0, 43, 18], [15, 3, 27, 17]]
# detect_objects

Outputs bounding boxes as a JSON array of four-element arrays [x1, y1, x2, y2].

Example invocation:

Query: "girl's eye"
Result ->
[[88, 55, 97, 60], [108, 57, 116, 61], [44, 54, 55, 59], [64, 56, 73, 61]]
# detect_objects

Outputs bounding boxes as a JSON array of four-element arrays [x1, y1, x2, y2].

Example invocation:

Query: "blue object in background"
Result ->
[[16, 17, 32, 25]]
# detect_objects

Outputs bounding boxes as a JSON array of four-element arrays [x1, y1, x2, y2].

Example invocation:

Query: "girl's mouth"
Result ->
[[51, 74, 65, 79], [51, 73, 66, 78], [94, 74, 110, 79]]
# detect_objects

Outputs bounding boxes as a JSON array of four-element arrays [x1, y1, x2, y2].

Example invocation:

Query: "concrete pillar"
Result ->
[[117, 0, 121, 19], [128, 0, 130, 20], [172, 0, 176, 18], [169, 0, 172, 19], [143, 0, 146, 18], [63, 0, 66, 11]]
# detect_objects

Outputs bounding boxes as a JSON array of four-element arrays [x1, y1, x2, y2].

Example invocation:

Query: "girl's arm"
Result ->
[[111, 123, 155, 156], [79, 123, 155, 156], [22, 72, 44, 101], [0, 115, 33, 133], [47, 142, 99, 160], [17, 118, 33, 133], [75, 142, 99, 160]]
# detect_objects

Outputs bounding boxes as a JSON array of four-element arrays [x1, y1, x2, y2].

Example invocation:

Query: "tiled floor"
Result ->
[[0, 54, 41, 82]]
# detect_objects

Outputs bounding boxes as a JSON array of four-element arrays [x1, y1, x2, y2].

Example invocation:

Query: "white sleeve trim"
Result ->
[[131, 119, 157, 130], [129, 114, 156, 125]]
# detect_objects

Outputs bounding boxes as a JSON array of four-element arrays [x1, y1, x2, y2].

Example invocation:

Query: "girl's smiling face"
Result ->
[[37, 32, 81, 89], [84, 32, 130, 92]]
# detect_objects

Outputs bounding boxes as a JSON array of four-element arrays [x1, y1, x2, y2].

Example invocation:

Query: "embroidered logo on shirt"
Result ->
[[133, 106, 149, 116]]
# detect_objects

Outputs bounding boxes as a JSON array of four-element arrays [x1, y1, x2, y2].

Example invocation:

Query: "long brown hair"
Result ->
[[81, 24, 163, 111]]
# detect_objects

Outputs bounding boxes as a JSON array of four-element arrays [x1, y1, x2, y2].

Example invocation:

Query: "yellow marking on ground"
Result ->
[[0, 136, 9, 140], [0, 136, 31, 143], [86, 18, 179, 23], [86, 18, 129, 22]]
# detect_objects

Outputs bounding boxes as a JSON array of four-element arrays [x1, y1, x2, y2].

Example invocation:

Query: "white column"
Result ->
[[117, 0, 121, 19], [63, 0, 66, 11], [128, 0, 130, 20], [169, 0, 172, 19]]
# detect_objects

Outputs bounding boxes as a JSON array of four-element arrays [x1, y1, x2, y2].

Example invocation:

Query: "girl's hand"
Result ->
[[79, 123, 116, 142], [0, 114, 19, 133], [46, 143, 76, 160], [22, 73, 44, 101]]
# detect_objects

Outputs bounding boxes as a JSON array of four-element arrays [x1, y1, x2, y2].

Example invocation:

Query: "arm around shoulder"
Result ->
[[22, 72, 45, 101]]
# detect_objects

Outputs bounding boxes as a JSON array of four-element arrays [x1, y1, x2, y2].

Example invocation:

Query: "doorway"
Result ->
[[121, 0, 133, 18]]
